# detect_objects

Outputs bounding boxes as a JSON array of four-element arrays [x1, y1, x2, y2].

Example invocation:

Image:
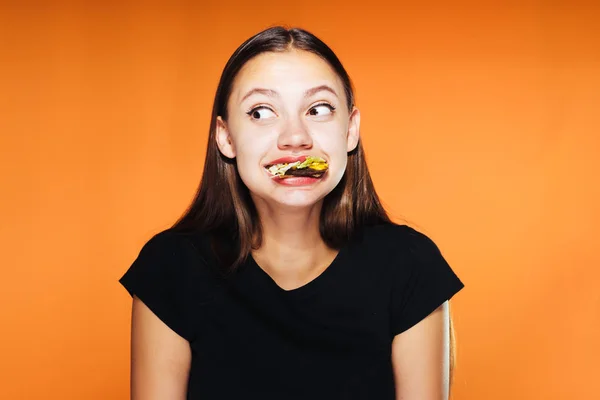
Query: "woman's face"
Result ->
[[216, 49, 360, 209]]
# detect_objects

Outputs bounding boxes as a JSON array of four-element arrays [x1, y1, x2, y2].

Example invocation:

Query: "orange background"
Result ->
[[1, 1, 599, 399]]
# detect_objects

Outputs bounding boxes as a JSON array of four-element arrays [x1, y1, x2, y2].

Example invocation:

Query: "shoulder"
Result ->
[[358, 222, 442, 259], [356, 222, 461, 284], [121, 228, 218, 296], [135, 229, 187, 256], [372, 224, 464, 335], [120, 229, 217, 342], [135, 228, 212, 266]]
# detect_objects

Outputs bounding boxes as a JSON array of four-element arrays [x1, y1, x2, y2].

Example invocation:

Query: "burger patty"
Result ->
[[281, 168, 325, 178]]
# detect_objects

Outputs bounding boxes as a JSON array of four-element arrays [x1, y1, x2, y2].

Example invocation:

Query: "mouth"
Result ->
[[263, 155, 329, 179], [264, 155, 309, 167]]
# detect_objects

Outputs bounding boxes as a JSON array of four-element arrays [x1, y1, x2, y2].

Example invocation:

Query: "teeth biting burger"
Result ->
[[265, 156, 328, 179]]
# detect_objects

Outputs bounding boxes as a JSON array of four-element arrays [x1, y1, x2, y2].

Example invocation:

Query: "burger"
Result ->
[[265, 156, 328, 178]]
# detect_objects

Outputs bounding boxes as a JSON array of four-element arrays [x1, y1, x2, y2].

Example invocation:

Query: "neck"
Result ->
[[250, 198, 337, 289], [255, 199, 324, 253]]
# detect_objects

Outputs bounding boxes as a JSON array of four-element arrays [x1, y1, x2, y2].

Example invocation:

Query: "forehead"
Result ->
[[231, 50, 345, 102]]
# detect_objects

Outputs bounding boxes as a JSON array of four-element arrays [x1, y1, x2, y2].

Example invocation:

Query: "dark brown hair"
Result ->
[[171, 26, 390, 271]]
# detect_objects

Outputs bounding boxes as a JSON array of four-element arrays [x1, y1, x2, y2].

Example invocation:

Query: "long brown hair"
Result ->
[[171, 26, 390, 271]]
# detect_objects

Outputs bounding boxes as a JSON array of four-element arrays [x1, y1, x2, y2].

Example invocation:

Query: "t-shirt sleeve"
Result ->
[[119, 230, 198, 342], [390, 227, 465, 336]]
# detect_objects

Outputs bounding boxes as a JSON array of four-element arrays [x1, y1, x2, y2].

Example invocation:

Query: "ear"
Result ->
[[216, 116, 236, 158], [346, 106, 361, 152]]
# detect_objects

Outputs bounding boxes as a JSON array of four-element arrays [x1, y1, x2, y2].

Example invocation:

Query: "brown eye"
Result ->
[[308, 104, 335, 116], [247, 107, 276, 120]]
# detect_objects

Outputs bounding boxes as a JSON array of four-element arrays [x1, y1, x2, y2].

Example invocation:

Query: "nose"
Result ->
[[277, 119, 313, 150]]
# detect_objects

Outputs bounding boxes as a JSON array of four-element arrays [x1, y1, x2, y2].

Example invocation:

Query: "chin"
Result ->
[[273, 192, 327, 208], [247, 184, 333, 210]]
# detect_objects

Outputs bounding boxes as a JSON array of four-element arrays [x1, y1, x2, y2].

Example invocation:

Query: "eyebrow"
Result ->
[[305, 84, 338, 99], [240, 85, 339, 103]]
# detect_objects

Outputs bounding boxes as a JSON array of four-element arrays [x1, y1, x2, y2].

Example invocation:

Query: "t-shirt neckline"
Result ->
[[247, 243, 349, 299]]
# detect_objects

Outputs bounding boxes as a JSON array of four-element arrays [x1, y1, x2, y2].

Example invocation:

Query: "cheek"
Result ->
[[231, 131, 268, 186], [316, 125, 349, 157], [231, 123, 266, 160]]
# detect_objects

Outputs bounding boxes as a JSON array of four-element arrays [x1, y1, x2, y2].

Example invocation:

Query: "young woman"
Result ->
[[120, 26, 464, 399]]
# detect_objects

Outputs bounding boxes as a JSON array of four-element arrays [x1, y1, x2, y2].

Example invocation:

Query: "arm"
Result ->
[[129, 296, 192, 400], [391, 301, 451, 400]]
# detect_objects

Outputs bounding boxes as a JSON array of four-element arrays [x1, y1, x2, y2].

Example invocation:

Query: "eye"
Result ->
[[247, 106, 276, 120], [308, 103, 335, 117]]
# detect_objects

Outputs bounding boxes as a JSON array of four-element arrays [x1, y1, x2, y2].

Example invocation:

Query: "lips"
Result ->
[[264, 155, 308, 167]]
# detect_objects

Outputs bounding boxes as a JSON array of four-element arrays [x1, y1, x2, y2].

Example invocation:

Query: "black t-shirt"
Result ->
[[119, 222, 464, 399]]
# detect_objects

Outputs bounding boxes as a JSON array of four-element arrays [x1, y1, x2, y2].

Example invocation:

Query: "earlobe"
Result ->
[[347, 107, 361, 152], [216, 117, 236, 158]]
